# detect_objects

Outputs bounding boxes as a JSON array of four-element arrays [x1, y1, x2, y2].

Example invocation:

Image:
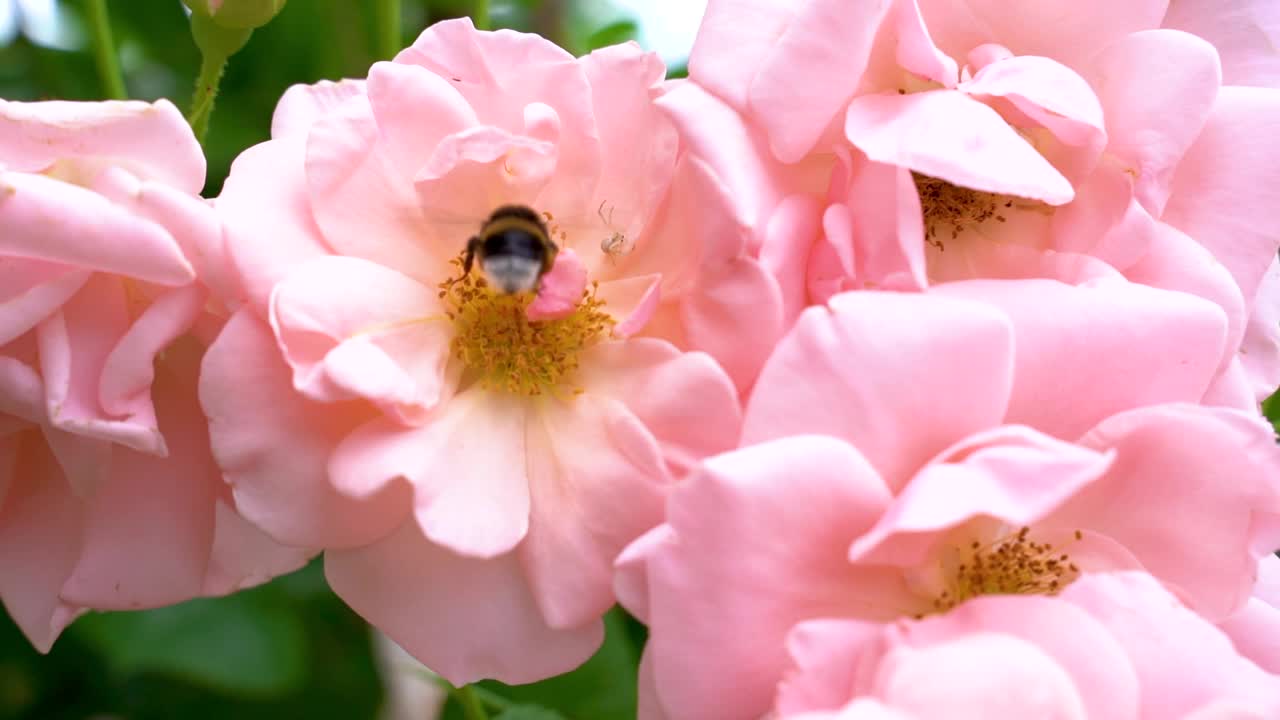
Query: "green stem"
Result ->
[[473, 0, 490, 31], [374, 0, 402, 59], [186, 53, 227, 145], [453, 684, 490, 720], [85, 0, 126, 99]]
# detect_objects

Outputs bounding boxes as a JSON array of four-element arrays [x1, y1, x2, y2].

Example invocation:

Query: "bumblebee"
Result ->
[[464, 205, 559, 294]]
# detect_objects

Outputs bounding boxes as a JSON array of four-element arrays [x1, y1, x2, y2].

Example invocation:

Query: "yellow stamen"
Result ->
[[439, 256, 614, 396], [931, 526, 1082, 613]]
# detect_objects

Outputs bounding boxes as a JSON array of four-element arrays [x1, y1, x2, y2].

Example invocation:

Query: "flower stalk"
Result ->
[[85, 0, 127, 99]]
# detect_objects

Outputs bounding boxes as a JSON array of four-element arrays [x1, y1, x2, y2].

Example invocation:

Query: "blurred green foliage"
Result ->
[[0, 2, 665, 717]]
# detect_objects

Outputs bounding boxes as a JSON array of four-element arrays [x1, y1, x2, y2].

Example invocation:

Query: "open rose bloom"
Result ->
[[617, 289, 1280, 719], [201, 18, 772, 683], [0, 99, 307, 651], [669, 0, 1280, 406]]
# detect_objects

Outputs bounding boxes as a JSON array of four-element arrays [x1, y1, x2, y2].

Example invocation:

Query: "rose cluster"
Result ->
[[2, 0, 1279, 716]]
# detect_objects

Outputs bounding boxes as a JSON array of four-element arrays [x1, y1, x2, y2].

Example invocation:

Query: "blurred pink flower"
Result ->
[[673, 0, 1280, 403], [616, 288, 1280, 720], [0, 98, 308, 652], [203, 19, 758, 684], [774, 573, 1280, 720]]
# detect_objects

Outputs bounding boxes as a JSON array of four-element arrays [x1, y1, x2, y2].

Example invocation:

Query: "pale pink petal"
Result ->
[[1061, 571, 1280, 716], [656, 82, 831, 251], [777, 619, 881, 715], [215, 137, 331, 311], [934, 278, 1228, 440], [748, 0, 895, 163], [268, 255, 451, 420], [613, 524, 673, 624], [326, 518, 603, 685], [1086, 29, 1221, 216], [1058, 405, 1280, 619], [889, 0, 962, 87], [1047, 162, 1140, 267], [577, 337, 740, 479], [960, 55, 1105, 154], [0, 171, 194, 286], [928, 242, 1121, 285], [872, 633, 1089, 719], [887, 595, 1139, 720], [0, 269, 90, 347], [760, 194, 825, 324], [271, 78, 368, 139], [366, 61, 479, 181], [918, 0, 1169, 70], [687, 0, 797, 111], [60, 366, 217, 609], [305, 95, 449, 282], [330, 389, 530, 559], [203, 499, 314, 596], [200, 309, 410, 549], [678, 255, 783, 393], [520, 394, 668, 629], [0, 354, 44, 424], [845, 91, 1074, 204], [1162, 86, 1280, 308], [849, 424, 1114, 565], [1218, 597, 1280, 674], [37, 275, 166, 454], [581, 43, 678, 261], [1163, 0, 1280, 88], [414, 124, 558, 225], [99, 284, 205, 418], [0, 435, 83, 652], [642, 437, 901, 720], [395, 17, 574, 78], [1240, 259, 1280, 401], [0, 98, 203, 192], [743, 291, 1014, 491], [527, 248, 589, 322], [1124, 219, 1247, 370], [595, 274, 662, 337], [831, 154, 928, 293]]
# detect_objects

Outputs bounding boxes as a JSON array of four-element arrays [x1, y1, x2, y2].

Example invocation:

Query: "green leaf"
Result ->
[[74, 586, 307, 697], [494, 706, 569, 720], [474, 607, 642, 720], [585, 20, 639, 51]]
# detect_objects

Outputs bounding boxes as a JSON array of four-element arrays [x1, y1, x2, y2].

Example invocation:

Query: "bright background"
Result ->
[[0, 2, 700, 718]]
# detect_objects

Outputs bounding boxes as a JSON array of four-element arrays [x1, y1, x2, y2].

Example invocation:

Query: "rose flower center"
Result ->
[[912, 172, 1014, 252], [439, 256, 614, 396], [930, 527, 1082, 614]]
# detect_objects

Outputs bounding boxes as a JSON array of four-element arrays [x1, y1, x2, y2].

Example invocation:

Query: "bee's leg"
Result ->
[[464, 236, 479, 274]]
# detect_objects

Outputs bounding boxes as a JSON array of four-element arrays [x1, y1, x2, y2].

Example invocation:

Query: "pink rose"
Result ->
[[203, 19, 764, 683], [0, 98, 308, 652], [775, 573, 1280, 720], [671, 0, 1280, 403], [616, 288, 1280, 720]]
